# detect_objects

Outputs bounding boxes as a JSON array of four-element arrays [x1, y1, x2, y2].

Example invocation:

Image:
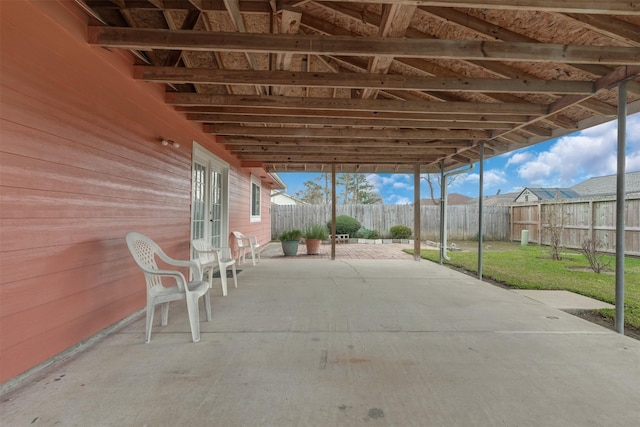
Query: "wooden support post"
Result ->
[[414, 163, 421, 261], [331, 164, 336, 260]]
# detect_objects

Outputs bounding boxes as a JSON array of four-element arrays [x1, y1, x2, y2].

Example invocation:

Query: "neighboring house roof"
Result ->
[[270, 191, 307, 205], [475, 192, 521, 206], [421, 193, 473, 205], [570, 171, 640, 196], [269, 172, 287, 191], [515, 187, 581, 201]]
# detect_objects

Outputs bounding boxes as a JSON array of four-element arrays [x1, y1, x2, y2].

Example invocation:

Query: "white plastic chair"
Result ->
[[191, 238, 238, 297], [232, 231, 261, 266], [125, 232, 212, 343]]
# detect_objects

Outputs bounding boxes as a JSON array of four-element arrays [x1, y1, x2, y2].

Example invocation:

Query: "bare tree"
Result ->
[[542, 202, 566, 261], [580, 239, 612, 273], [421, 173, 462, 205]]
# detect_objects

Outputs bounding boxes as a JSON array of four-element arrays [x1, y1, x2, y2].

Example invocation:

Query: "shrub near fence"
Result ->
[[273, 196, 640, 255], [511, 196, 640, 256], [272, 204, 510, 242]]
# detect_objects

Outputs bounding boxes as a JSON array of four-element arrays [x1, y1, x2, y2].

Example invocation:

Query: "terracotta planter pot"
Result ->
[[305, 238, 322, 255]]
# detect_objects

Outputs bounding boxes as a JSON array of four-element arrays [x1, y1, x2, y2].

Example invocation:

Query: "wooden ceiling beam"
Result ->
[[187, 113, 516, 129], [161, 10, 201, 66], [280, 1, 640, 15], [564, 14, 640, 47], [260, 162, 444, 173], [88, 27, 640, 65], [206, 124, 490, 139], [221, 137, 472, 148], [235, 153, 443, 162], [522, 124, 553, 137], [222, 0, 267, 95], [134, 66, 596, 94], [166, 93, 548, 115], [176, 106, 532, 122], [420, 6, 614, 78], [273, 6, 303, 96], [489, 65, 640, 147], [309, 4, 614, 83], [495, 132, 530, 145], [91, 0, 640, 15], [549, 66, 639, 116], [228, 145, 457, 155], [362, 3, 417, 99]]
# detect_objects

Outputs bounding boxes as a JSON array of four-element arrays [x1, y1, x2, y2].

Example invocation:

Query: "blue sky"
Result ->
[[277, 112, 640, 204]]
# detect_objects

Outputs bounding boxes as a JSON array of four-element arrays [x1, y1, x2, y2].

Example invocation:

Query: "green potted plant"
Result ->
[[303, 224, 329, 255], [280, 229, 302, 256]]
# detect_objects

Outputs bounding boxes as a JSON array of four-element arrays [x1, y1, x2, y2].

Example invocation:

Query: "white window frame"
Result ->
[[250, 175, 261, 223]]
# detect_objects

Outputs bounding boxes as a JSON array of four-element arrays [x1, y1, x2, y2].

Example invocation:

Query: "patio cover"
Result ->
[[80, 0, 640, 174]]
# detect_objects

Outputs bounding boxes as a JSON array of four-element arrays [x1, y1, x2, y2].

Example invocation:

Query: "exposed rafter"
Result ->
[[165, 93, 549, 115], [279, 0, 640, 15], [80, 0, 640, 174], [88, 27, 640, 65], [134, 67, 596, 94]]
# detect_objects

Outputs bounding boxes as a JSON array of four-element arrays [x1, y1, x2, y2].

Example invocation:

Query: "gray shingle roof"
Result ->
[[517, 187, 581, 200], [464, 192, 520, 206], [571, 171, 640, 196]]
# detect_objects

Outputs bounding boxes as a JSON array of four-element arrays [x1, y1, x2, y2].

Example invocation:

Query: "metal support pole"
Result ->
[[414, 163, 421, 261], [331, 164, 337, 261], [439, 162, 473, 264], [439, 161, 445, 265], [478, 142, 484, 280], [615, 81, 627, 334]]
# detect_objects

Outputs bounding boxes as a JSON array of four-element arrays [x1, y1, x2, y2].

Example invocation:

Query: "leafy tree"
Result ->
[[336, 173, 382, 204], [294, 179, 325, 204], [354, 175, 383, 204], [319, 173, 330, 205], [296, 173, 382, 205]]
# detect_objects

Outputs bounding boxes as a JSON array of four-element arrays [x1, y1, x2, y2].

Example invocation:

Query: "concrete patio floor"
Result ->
[[2, 249, 639, 426]]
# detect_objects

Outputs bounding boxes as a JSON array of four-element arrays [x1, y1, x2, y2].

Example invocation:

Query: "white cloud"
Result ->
[[484, 170, 508, 188], [627, 151, 640, 172], [517, 113, 640, 186], [461, 170, 507, 190], [368, 173, 412, 191], [365, 174, 381, 189], [393, 181, 410, 189], [368, 174, 417, 204], [453, 173, 478, 185], [387, 194, 412, 205], [505, 151, 532, 168]]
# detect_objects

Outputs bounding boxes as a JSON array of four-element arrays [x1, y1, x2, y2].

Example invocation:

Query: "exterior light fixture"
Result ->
[[160, 137, 180, 148]]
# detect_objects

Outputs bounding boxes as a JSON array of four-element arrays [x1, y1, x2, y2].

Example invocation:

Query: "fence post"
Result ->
[[589, 200, 595, 243], [414, 163, 421, 261], [537, 203, 542, 245], [509, 205, 514, 241]]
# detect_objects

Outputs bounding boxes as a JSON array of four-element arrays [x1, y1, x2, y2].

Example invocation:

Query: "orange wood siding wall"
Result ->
[[228, 169, 274, 257], [0, 0, 272, 383]]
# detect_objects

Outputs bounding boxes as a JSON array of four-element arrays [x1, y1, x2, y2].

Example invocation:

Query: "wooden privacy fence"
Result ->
[[273, 197, 640, 255], [272, 204, 510, 242], [511, 196, 640, 256]]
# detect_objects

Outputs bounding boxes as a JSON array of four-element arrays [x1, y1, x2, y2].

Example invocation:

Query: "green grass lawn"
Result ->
[[408, 243, 640, 330]]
